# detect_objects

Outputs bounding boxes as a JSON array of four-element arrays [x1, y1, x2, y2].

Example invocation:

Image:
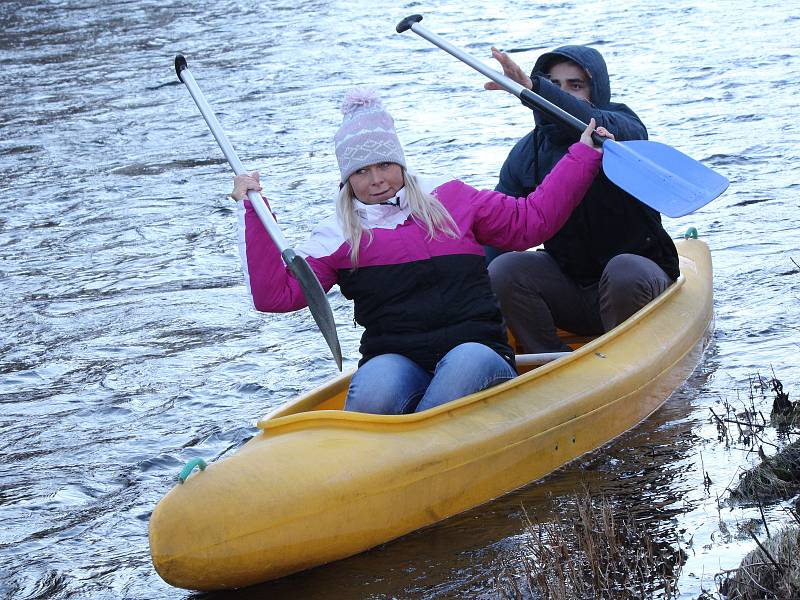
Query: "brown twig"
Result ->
[[747, 530, 785, 576], [709, 407, 726, 427], [757, 497, 771, 539], [720, 417, 767, 429]]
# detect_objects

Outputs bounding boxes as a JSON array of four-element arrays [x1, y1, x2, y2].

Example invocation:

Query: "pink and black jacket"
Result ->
[[238, 142, 601, 371]]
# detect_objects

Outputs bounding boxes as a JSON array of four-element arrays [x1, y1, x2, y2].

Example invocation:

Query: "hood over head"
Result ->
[[532, 45, 611, 107]]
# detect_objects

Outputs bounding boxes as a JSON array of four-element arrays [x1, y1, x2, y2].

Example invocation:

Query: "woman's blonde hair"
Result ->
[[336, 169, 459, 267]]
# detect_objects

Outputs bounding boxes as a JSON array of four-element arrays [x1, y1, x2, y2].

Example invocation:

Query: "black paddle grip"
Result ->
[[175, 54, 188, 82], [591, 132, 606, 146], [396, 14, 423, 33]]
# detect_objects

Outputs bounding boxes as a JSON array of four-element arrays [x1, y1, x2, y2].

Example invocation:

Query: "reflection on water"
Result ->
[[1, 1, 799, 598]]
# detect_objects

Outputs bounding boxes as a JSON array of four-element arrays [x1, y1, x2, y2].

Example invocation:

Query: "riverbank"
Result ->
[[494, 374, 800, 599], [717, 377, 800, 600]]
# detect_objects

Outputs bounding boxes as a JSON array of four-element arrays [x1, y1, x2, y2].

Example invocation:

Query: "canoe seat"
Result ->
[[507, 328, 597, 353], [557, 329, 596, 350]]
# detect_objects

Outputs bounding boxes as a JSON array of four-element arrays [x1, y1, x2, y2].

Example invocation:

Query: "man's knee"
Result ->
[[487, 252, 522, 298], [603, 254, 648, 289], [599, 254, 671, 328], [602, 254, 670, 293], [488, 251, 552, 299]]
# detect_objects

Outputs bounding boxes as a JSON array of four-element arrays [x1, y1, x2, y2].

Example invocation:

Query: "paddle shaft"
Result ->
[[174, 55, 343, 370], [396, 15, 599, 144], [175, 57, 292, 255], [516, 352, 570, 367]]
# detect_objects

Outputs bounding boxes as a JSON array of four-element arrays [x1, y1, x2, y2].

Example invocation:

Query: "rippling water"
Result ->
[[1, 1, 798, 598]]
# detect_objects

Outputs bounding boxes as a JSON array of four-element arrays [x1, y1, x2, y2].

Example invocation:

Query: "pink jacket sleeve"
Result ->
[[468, 142, 602, 249], [240, 199, 338, 313]]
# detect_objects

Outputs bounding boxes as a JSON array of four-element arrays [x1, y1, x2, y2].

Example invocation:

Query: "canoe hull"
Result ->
[[149, 238, 713, 590]]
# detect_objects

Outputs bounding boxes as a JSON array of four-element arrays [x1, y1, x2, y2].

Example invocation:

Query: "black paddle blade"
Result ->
[[283, 250, 343, 371], [602, 139, 729, 218]]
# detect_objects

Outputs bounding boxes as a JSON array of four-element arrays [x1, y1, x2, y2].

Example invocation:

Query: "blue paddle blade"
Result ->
[[601, 140, 729, 218]]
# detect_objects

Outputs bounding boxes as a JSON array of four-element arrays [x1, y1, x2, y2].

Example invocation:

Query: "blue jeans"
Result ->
[[344, 342, 517, 415]]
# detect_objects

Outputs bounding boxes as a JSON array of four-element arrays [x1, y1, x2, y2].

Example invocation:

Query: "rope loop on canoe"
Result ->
[[178, 458, 207, 483], [684, 227, 698, 239]]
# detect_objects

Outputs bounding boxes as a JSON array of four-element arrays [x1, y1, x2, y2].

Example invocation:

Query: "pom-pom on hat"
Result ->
[[334, 88, 406, 183]]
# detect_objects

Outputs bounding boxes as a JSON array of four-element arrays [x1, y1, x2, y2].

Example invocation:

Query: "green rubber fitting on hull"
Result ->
[[178, 458, 207, 483]]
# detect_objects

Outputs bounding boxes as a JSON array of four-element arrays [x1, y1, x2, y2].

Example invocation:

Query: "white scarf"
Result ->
[[352, 174, 450, 231], [353, 186, 413, 230], [295, 174, 451, 260]]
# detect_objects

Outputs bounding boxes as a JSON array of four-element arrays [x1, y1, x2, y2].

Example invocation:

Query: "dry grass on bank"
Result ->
[[494, 490, 684, 599], [730, 439, 800, 503], [726, 375, 800, 504], [718, 512, 800, 600], [712, 374, 800, 599]]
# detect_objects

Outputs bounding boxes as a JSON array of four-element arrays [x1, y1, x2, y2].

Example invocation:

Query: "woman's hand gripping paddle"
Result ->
[[396, 15, 728, 218], [175, 55, 343, 370]]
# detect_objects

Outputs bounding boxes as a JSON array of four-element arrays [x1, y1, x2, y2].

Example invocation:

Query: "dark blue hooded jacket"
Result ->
[[495, 45, 679, 284]]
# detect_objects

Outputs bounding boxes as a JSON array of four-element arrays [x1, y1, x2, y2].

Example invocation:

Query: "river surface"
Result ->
[[1, 1, 799, 598]]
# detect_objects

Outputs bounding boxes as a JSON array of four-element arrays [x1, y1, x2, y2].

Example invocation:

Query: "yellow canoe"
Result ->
[[149, 238, 713, 591]]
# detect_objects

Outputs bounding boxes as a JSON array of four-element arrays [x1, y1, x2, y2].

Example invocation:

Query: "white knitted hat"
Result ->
[[334, 88, 406, 183]]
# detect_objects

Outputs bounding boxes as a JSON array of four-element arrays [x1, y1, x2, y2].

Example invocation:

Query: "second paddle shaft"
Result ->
[[396, 15, 598, 142]]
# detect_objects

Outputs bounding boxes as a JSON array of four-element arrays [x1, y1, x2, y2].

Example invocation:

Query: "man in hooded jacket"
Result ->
[[485, 45, 680, 353]]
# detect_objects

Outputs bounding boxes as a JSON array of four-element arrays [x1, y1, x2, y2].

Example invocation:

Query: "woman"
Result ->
[[231, 88, 610, 415]]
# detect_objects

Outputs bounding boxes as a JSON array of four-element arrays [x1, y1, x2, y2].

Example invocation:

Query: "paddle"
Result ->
[[396, 15, 729, 218], [174, 55, 343, 371]]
